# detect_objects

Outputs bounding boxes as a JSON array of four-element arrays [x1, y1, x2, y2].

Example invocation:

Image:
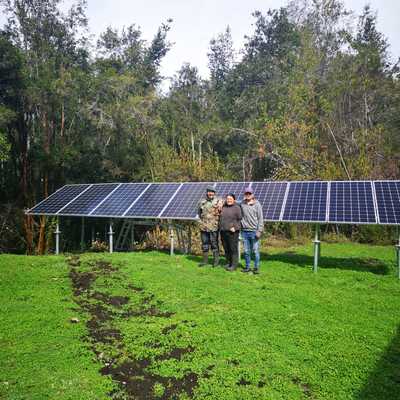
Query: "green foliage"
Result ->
[[352, 225, 396, 245]]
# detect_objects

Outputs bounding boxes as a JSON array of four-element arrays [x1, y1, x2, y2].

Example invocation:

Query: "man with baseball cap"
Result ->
[[241, 186, 264, 274], [197, 186, 222, 267]]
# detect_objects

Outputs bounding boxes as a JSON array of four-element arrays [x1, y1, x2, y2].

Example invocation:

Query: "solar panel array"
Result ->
[[60, 184, 119, 216], [374, 181, 400, 225], [91, 183, 149, 217], [27, 180, 400, 225], [329, 181, 376, 224], [162, 182, 212, 219], [252, 182, 287, 220], [28, 184, 90, 215], [282, 182, 328, 223], [124, 183, 181, 218]]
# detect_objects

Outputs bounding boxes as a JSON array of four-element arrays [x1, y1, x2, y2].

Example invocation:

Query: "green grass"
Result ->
[[0, 255, 114, 399], [1, 242, 400, 399]]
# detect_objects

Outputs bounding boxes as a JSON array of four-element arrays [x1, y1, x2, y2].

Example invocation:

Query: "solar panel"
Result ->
[[28, 184, 90, 215], [215, 182, 250, 200], [374, 181, 400, 224], [252, 182, 287, 221], [160, 182, 212, 219], [27, 180, 400, 226], [329, 181, 376, 224], [90, 183, 149, 217], [59, 184, 119, 216], [282, 182, 328, 222], [124, 183, 181, 218]]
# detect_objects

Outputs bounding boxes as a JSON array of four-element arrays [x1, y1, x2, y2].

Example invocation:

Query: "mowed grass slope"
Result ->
[[1, 243, 400, 399]]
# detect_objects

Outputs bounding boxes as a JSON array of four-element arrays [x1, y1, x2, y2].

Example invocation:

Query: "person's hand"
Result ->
[[256, 231, 261, 239], [230, 227, 235, 232]]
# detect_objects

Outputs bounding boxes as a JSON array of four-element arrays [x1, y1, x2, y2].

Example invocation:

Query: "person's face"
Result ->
[[207, 191, 215, 199], [244, 192, 253, 201], [226, 195, 235, 205]]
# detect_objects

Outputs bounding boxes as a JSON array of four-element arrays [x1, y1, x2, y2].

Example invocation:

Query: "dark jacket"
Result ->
[[219, 203, 242, 232]]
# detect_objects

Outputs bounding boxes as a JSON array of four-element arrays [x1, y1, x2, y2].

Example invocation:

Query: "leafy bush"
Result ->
[[90, 240, 109, 252]]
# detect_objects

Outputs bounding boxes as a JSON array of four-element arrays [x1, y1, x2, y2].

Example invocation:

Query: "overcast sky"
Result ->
[[1, 0, 399, 83]]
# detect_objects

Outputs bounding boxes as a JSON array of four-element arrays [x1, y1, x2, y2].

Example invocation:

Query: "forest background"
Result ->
[[0, 0, 399, 254]]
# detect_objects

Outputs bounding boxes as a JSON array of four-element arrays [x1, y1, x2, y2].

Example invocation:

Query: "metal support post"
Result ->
[[55, 218, 61, 255], [188, 225, 192, 254], [131, 223, 135, 250], [313, 225, 320, 273], [396, 230, 400, 280], [108, 220, 114, 253], [80, 217, 85, 251], [169, 224, 174, 256]]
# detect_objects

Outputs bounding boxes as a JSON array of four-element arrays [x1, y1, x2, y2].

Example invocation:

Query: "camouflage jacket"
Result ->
[[197, 197, 222, 232]]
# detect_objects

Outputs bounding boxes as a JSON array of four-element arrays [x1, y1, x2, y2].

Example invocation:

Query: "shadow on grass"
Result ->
[[356, 326, 400, 399], [185, 251, 390, 275], [262, 251, 390, 275]]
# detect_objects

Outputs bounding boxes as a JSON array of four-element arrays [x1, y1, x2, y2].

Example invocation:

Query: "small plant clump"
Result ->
[[90, 240, 109, 252]]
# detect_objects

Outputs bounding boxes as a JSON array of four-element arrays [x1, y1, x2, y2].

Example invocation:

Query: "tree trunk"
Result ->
[[24, 214, 34, 255], [37, 112, 50, 255]]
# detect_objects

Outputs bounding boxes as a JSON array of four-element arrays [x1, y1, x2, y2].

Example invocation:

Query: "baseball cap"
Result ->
[[244, 186, 253, 194], [206, 186, 216, 192]]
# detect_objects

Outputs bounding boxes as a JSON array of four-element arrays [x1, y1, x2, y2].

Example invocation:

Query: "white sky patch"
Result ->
[[1, 0, 399, 84]]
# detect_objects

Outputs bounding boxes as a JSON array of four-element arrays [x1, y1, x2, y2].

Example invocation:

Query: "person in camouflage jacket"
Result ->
[[197, 186, 222, 267]]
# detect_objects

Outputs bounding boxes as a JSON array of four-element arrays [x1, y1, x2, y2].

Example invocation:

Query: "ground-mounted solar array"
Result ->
[[215, 182, 249, 199], [28, 184, 90, 215], [161, 182, 212, 219], [59, 184, 119, 216], [282, 182, 328, 223], [252, 182, 288, 221], [27, 180, 400, 225], [91, 183, 149, 217], [329, 181, 376, 224], [124, 183, 181, 218], [374, 181, 400, 225]]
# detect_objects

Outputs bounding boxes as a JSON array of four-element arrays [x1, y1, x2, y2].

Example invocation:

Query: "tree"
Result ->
[[0, 0, 89, 253], [208, 26, 234, 89]]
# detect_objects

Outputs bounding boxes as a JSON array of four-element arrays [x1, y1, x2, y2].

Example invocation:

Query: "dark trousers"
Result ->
[[220, 230, 239, 267], [200, 231, 219, 253]]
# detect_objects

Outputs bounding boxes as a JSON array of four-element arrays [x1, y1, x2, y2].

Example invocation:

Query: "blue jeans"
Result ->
[[242, 230, 260, 269]]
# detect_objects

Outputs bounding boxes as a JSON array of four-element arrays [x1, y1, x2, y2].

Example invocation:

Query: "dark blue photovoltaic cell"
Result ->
[[282, 182, 328, 222], [91, 183, 149, 217], [28, 184, 90, 214], [252, 182, 287, 221], [125, 183, 180, 217], [329, 181, 376, 224], [374, 181, 400, 224], [59, 184, 119, 215], [161, 182, 212, 219], [215, 182, 250, 200]]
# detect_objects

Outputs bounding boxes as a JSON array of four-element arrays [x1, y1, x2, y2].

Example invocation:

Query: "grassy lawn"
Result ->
[[1, 242, 400, 399]]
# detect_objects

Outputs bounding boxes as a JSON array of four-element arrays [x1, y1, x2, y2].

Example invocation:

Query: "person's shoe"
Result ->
[[198, 252, 208, 267], [212, 251, 220, 267], [241, 267, 251, 273], [226, 266, 236, 271], [253, 268, 260, 275]]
